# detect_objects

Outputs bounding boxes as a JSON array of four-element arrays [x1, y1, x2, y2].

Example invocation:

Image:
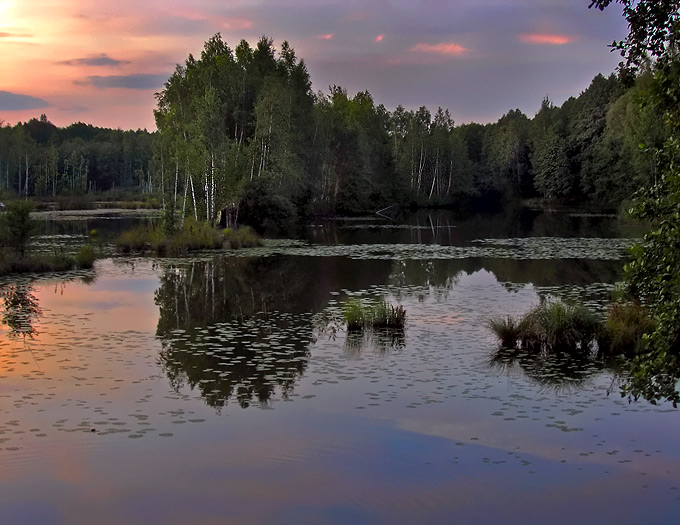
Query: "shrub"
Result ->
[[0, 200, 37, 257], [223, 226, 262, 249]]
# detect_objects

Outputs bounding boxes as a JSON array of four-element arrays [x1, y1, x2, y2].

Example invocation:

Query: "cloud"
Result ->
[[410, 42, 467, 56], [318, 34, 334, 40], [519, 33, 575, 45], [0, 91, 50, 111], [59, 54, 129, 67], [76, 74, 167, 90], [0, 32, 32, 38]]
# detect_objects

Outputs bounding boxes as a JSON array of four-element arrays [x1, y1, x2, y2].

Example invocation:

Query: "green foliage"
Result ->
[[75, 244, 97, 269], [0, 199, 37, 257], [222, 226, 261, 249], [238, 176, 298, 232], [590, 0, 680, 404], [343, 298, 406, 330]]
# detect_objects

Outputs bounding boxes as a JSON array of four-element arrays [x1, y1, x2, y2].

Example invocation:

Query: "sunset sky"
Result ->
[[0, 0, 628, 131]]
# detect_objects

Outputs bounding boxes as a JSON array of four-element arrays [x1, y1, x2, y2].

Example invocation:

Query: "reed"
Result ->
[[597, 302, 655, 356], [343, 298, 406, 330], [489, 300, 599, 353]]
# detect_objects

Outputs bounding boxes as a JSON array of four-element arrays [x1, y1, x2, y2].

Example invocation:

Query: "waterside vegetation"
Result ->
[[115, 219, 261, 256], [0, 200, 96, 276], [343, 298, 406, 331], [488, 299, 653, 357]]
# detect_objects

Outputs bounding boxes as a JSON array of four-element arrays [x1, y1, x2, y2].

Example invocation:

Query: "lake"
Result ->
[[1, 209, 679, 524]]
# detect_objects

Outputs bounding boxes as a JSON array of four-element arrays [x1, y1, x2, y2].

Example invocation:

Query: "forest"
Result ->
[[0, 32, 670, 228]]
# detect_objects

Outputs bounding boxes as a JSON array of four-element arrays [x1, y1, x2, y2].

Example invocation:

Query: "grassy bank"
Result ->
[[0, 200, 97, 277], [0, 245, 96, 276]]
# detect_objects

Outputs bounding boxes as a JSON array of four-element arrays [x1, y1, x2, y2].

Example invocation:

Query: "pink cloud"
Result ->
[[318, 33, 334, 40], [519, 33, 574, 45], [410, 42, 467, 56], [222, 18, 254, 30], [375, 34, 384, 43]]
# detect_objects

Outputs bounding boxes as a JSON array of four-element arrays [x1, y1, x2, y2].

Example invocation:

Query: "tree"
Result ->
[[0, 200, 37, 258], [591, 0, 680, 404]]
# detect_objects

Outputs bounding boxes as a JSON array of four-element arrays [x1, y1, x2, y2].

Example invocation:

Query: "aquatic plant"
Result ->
[[75, 244, 97, 269], [486, 315, 532, 348], [489, 299, 598, 353], [343, 298, 406, 330], [597, 302, 655, 357]]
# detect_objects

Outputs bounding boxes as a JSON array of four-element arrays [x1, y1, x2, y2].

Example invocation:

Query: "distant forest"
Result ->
[[0, 34, 671, 226]]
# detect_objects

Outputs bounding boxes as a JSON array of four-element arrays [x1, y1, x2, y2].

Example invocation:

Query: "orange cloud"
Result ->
[[519, 33, 574, 45], [410, 42, 467, 56], [375, 34, 384, 43], [318, 33, 334, 40]]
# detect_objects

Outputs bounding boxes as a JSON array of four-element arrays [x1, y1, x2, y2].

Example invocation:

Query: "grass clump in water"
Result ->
[[486, 315, 533, 349], [489, 299, 599, 353], [597, 302, 655, 356], [343, 298, 406, 330]]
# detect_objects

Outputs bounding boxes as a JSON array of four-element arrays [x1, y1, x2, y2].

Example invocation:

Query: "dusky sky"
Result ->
[[0, 0, 628, 130]]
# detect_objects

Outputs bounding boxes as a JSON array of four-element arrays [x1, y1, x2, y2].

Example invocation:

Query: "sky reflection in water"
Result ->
[[1, 213, 679, 524]]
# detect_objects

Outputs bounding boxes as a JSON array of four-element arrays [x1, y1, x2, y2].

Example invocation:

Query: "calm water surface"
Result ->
[[1, 210, 678, 524]]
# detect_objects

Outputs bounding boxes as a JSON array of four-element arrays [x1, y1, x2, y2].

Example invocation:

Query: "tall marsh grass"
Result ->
[[343, 298, 406, 330], [598, 302, 655, 356], [489, 300, 598, 353]]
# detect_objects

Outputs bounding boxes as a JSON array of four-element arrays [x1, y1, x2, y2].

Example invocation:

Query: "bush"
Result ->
[[223, 226, 262, 249], [0, 200, 37, 257]]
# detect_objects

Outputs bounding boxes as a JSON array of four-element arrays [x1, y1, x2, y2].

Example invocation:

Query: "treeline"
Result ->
[[154, 34, 670, 228], [1, 34, 670, 224], [0, 117, 154, 197]]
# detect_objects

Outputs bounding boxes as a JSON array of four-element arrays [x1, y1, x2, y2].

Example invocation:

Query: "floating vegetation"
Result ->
[[488, 299, 599, 353], [229, 236, 635, 261], [157, 312, 312, 410]]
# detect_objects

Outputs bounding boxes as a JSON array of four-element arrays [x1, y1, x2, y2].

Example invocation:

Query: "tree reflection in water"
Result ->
[[1, 284, 42, 339], [154, 256, 339, 410]]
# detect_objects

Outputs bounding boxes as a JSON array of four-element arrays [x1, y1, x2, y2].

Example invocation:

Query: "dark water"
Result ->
[[1, 209, 678, 524]]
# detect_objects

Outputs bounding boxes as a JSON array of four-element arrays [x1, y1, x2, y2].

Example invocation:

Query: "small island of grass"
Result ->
[[115, 215, 261, 256]]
